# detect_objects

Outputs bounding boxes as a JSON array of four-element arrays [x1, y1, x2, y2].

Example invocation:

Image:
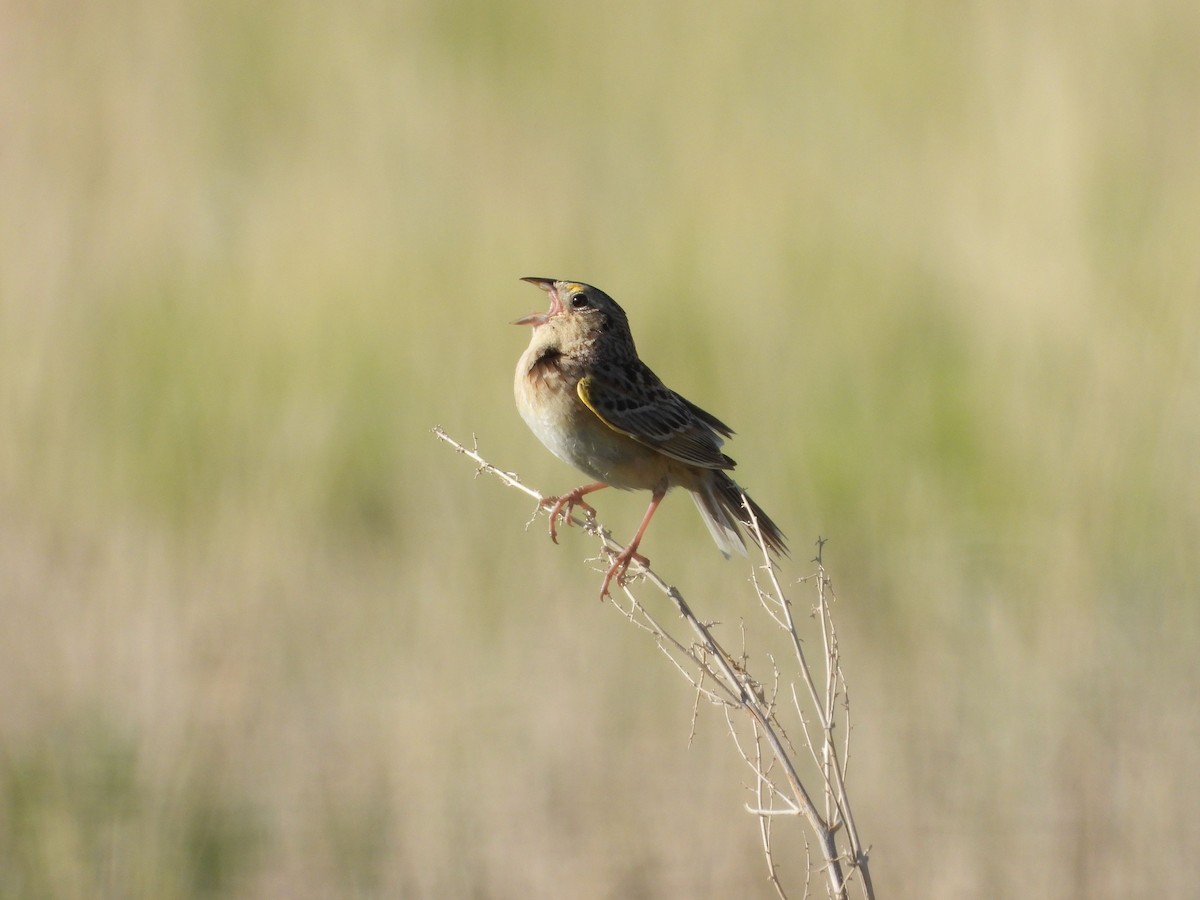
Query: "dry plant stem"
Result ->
[[744, 507, 876, 900], [434, 427, 873, 900]]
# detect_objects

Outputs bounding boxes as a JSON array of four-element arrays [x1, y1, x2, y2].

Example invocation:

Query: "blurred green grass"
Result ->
[[2, 0, 1199, 896]]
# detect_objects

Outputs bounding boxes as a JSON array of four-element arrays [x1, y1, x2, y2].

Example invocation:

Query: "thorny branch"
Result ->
[[434, 427, 874, 900]]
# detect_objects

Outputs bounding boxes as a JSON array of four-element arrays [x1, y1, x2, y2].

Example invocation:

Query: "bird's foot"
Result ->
[[599, 545, 650, 600], [541, 490, 598, 544]]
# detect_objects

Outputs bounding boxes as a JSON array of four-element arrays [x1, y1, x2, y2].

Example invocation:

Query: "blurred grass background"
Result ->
[[2, 0, 1199, 896]]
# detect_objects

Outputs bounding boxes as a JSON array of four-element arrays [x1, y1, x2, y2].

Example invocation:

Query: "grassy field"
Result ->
[[3, 1, 1199, 896]]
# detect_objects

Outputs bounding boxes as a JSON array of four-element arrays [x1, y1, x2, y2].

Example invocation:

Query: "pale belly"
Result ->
[[514, 336, 705, 492], [518, 391, 663, 489]]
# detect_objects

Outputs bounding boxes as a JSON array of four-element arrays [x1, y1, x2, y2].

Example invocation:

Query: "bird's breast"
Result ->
[[515, 344, 670, 490]]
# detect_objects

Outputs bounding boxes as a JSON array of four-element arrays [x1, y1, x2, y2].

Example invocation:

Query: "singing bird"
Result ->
[[513, 277, 787, 598]]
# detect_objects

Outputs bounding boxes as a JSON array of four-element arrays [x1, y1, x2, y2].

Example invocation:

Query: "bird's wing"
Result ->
[[577, 365, 735, 470]]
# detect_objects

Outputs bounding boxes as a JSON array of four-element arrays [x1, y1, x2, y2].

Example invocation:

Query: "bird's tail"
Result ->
[[690, 471, 789, 559]]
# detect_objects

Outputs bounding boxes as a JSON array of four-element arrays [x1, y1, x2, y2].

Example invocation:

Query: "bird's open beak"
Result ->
[[513, 276, 563, 326]]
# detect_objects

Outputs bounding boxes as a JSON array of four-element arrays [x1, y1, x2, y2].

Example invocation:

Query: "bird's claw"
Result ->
[[541, 492, 597, 544], [599, 546, 650, 600]]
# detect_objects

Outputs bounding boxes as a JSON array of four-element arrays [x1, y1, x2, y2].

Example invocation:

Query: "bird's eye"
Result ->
[[570, 293, 590, 309]]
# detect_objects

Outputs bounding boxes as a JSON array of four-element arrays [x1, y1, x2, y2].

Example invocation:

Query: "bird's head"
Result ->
[[514, 278, 632, 354]]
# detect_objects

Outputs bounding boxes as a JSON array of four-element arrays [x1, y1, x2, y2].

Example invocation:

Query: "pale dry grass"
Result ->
[[2, 1, 1199, 897]]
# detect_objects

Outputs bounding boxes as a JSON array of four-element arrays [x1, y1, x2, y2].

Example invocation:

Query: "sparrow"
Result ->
[[514, 277, 787, 598]]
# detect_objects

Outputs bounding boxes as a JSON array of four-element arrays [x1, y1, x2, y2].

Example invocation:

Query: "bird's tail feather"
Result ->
[[690, 472, 789, 559]]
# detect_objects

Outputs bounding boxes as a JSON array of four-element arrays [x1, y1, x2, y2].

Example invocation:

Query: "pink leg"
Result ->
[[600, 485, 666, 600], [543, 482, 608, 544]]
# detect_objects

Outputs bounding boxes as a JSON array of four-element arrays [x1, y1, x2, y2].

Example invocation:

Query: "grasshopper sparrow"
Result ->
[[514, 277, 787, 598]]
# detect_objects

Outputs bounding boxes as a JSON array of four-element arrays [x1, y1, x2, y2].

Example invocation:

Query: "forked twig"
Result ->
[[434, 427, 874, 899]]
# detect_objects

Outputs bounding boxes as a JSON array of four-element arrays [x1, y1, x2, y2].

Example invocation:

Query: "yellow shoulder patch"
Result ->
[[577, 376, 636, 438]]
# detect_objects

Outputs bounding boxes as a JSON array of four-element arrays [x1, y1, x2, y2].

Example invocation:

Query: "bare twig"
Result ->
[[434, 427, 874, 899]]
